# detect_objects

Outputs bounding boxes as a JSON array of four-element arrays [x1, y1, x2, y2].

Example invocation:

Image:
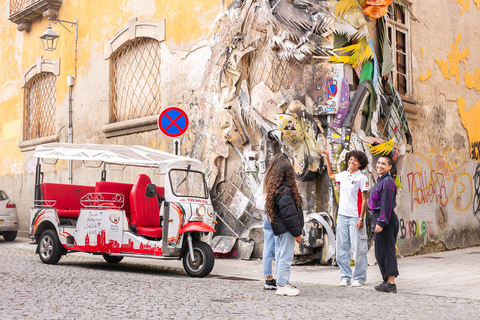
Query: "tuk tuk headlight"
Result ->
[[191, 205, 205, 222], [197, 205, 206, 216]]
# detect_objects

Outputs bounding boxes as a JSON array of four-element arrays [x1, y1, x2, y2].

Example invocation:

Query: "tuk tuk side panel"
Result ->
[[166, 202, 186, 248], [30, 208, 59, 236], [120, 232, 163, 256], [64, 209, 125, 253]]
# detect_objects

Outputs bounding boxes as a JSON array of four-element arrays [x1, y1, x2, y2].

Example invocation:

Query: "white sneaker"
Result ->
[[351, 280, 364, 287], [339, 279, 351, 287], [276, 284, 300, 296]]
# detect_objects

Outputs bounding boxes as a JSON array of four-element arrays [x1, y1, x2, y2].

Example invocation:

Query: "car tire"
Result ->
[[102, 254, 124, 263], [3, 231, 17, 241], [38, 229, 64, 264], [183, 241, 215, 277]]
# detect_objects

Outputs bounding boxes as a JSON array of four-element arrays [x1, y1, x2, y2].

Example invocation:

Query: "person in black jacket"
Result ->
[[265, 161, 304, 296]]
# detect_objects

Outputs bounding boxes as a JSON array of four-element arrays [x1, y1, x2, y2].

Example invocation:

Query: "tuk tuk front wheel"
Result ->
[[38, 229, 64, 264], [183, 241, 214, 277]]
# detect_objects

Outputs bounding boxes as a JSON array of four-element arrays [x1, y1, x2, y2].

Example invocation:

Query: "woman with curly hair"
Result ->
[[323, 149, 370, 287], [254, 153, 289, 290], [265, 160, 304, 296]]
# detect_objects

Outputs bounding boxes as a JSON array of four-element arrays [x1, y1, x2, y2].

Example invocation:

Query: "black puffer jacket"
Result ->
[[271, 183, 304, 237]]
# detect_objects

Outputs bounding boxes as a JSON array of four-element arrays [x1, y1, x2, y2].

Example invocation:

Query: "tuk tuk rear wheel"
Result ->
[[38, 229, 63, 264], [102, 254, 124, 263], [183, 241, 214, 277]]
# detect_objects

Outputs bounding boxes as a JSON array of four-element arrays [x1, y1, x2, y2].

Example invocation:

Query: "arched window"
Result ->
[[23, 72, 56, 140], [104, 17, 165, 128], [111, 37, 161, 122]]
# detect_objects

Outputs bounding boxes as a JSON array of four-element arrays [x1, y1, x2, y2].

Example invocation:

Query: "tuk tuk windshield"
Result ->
[[169, 169, 207, 198]]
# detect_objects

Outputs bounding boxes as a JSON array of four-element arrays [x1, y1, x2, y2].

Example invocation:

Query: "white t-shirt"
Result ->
[[335, 170, 369, 218], [254, 181, 266, 211]]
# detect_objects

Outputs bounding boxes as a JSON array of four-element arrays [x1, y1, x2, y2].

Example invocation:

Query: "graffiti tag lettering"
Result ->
[[399, 219, 434, 239], [407, 149, 472, 212], [473, 164, 480, 222]]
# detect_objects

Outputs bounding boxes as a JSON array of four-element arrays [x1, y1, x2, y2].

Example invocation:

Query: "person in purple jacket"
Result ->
[[368, 154, 399, 293]]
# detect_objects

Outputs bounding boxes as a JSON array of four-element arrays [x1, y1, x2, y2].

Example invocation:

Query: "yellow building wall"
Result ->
[[0, 0, 232, 176]]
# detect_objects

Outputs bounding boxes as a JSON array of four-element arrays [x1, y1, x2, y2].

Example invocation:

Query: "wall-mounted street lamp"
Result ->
[[40, 17, 78, 77], [40, 17, 78, 184]]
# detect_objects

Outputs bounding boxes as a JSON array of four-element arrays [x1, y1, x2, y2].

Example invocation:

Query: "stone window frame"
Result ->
[[386, 2, 413, 100], [102, 17, 166, 138], [18, 56, 60, 152]]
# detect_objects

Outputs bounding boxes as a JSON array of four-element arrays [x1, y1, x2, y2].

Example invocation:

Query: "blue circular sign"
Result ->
[[158, 107, 189, 137]]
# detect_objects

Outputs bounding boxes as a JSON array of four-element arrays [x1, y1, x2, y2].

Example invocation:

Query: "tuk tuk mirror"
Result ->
[[145, 183, 157, 198]]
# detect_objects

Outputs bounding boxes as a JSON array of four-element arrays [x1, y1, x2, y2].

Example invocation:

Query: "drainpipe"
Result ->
[[67, 75, 75, 184]]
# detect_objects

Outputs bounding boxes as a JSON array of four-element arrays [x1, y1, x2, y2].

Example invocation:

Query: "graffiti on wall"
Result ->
[[432, 32, 480, 159], [399, 219, 434, 239], [472, 164, 480, 222], [406, 148, 472, 212], [471, 141, 480, 160], [0, 159, 23, 175]]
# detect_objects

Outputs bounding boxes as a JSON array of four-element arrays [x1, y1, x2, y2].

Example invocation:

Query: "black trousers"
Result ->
[[374, 211, 399, 281]]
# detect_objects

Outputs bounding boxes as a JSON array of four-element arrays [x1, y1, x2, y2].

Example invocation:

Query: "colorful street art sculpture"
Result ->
[[200, 0, 412, 262]]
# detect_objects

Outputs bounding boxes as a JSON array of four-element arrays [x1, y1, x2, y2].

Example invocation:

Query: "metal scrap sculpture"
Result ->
[[200, 0, 412, 262]]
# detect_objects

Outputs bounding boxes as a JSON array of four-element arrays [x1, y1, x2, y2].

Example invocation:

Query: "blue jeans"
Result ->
[[276, 231, 296, 286], [263, 214, 279, 277], [336, 215, 368, 283]]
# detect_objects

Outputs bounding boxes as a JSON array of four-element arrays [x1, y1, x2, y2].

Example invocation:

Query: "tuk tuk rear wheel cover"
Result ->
[[183, 241, 215, 277], [38, 229, 63, 264]]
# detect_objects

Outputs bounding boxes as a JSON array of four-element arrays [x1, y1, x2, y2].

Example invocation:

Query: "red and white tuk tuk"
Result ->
[[29, 143, 216, 277]]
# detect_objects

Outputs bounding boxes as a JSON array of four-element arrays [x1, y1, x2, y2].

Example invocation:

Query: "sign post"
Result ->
[[158, 107, 189, 155]]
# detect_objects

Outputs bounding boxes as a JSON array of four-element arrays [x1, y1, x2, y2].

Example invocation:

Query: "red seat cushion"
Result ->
[[56, 209, 81, 218], [42, 183, 95, 218], [129, 174, 162, 238], [136, 226, 163, 238]]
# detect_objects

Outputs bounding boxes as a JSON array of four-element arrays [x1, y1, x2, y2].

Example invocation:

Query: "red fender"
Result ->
[[179, 222, 215, 234]]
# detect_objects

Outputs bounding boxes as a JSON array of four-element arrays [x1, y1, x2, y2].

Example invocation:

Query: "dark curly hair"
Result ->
[[265, 161, 303, 223], [263, 153, 289, 196], [346, 150, 369, 170]]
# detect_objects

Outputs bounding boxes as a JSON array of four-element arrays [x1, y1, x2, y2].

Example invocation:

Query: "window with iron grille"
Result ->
[[110, 37, 161, 123], [386, 3, 411, 98], [247, 39, 291, 93], [23, 72, 56, 140]]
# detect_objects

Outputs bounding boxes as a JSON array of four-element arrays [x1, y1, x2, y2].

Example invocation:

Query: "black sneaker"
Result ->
[[264, 279, 277, 290], [375, 281, 397, 293]]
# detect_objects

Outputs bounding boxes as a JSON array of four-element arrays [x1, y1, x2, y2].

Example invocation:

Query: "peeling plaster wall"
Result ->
[[397, 0, 480, 255], [0, 0, 233, 235], [2, 0, 480, 258]]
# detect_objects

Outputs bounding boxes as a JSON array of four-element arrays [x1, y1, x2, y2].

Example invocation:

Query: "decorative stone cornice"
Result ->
[[104, 17, 166, 60], [21, 56, 60, 88], [9, 0, 62, 32], [18, 134, 59, 152], [102, 115, 160, 138]]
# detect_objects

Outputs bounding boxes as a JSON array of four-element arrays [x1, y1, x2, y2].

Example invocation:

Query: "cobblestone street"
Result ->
[[1, 240, 479, 319]]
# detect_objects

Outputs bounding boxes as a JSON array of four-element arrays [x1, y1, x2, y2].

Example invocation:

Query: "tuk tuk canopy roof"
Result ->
[[34, 143, 205, 173]]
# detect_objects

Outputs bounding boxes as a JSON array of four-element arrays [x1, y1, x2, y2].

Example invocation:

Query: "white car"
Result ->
[[0, 190, 19, 241]]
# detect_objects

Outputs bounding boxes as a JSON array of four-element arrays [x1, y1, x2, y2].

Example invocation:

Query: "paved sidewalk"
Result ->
[[9, 237, 480, 300]]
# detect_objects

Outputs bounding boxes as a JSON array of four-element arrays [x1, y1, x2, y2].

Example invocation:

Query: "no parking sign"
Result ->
[[158, 107, 189, 137]]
